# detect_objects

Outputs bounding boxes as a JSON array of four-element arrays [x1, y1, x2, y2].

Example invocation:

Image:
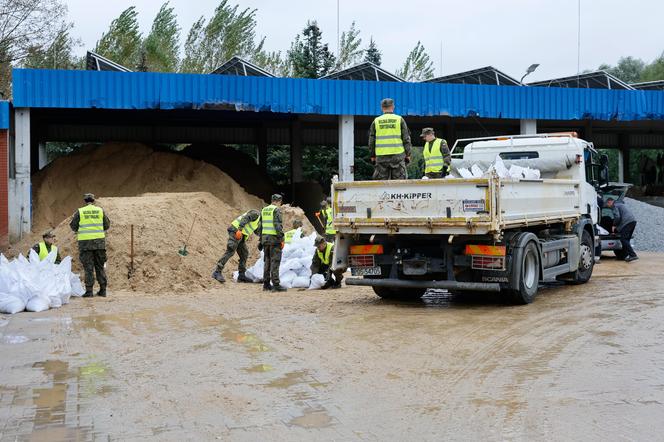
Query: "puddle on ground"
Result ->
[[2, 334, 30, 344], [288, 407, 333, 429], [222, 324, 270, 353], [267, 370, 310, 389], [244, 364, 274, 373], [31, 360, 73, 428]]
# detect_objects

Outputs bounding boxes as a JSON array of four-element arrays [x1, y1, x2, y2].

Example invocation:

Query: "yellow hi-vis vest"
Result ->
[[374, 113, 405, 156], [284, 229, 298, 244], [423, 138, 447, 173], [231, 212, 261, 238], [261, 205, 278, 236], [324, 207, 336, 235], [77, 205, 105, 241], [38, 242, 57, 261], [316, 242, 334, 266]]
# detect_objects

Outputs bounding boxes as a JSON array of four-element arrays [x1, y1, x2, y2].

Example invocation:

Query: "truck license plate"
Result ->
[[351, 266, 382, 276]]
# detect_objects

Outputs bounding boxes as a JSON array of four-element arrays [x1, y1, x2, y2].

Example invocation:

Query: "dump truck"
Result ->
[[331, 133, 609, 304]]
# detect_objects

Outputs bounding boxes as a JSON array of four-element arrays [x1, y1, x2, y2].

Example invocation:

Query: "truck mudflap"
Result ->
[[345, 278, 501, 292]]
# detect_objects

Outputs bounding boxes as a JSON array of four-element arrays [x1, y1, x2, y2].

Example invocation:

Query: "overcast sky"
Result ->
[[66, 0, 664, 81]]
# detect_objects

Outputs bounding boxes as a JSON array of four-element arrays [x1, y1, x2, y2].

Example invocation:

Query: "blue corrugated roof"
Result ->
[[0, 101, 9, 129], [11, 68, 664, 121]]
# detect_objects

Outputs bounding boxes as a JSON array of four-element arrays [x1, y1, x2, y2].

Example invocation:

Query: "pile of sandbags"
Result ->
[[234, 229, 319, 289], [0, 250, 85, 314], [453, 155, 541, 180]]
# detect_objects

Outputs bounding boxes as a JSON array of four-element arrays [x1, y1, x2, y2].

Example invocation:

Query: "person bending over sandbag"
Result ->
[[284, 219, 305, 244], [212, 209, 261, 283], [311, 235, 343, 289]]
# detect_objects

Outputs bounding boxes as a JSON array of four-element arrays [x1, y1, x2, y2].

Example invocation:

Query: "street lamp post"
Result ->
[[520, 63, 540, 85]]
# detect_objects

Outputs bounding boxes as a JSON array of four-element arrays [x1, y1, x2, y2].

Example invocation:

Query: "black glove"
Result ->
[[257, 243, 263, 252], [405, 156, 411, 165]]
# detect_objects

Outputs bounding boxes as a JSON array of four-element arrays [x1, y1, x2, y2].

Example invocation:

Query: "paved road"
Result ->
[[1, 253, 663, 441]]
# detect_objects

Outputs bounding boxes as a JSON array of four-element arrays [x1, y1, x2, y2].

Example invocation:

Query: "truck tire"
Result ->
[[372, 286, 426, 301], [570, 230, 594, 284], [509, 240, 540, 304]]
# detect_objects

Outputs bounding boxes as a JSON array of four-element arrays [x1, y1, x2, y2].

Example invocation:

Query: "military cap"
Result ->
[[83, 193, 95, 201], [380, 98, 394, 108], [314, 235, 326, 246], [420, 127, 435, 137], [271, 193, 283, 202], [42, 230, 56, 239]]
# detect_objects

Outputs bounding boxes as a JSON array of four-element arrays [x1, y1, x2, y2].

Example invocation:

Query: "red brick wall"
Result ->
[[0, 129, 7, 247]]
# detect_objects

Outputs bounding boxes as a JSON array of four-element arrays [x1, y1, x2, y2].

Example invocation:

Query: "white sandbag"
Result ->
[[471, 164, 484, 178], [458, 168, 473, 178], [597, 225, 610, 235], [523, 167, 541, 180], [296, 267, 312, 278], [492, 155, 510, 179], [509, 165, 526, 179], [0, 296, 25, 314], [69, 274, 85, 297], [308, 273, 326, 290], [280, 270, 298, 288], [292, 276, 311, 288], [26, 296, 50, 312]]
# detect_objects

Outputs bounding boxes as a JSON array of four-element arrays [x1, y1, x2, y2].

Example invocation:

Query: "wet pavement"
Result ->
[[1, 253, 664, 441]]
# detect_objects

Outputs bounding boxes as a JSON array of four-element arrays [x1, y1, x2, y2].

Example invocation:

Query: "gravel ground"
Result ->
[[624, 197, 664, 252]]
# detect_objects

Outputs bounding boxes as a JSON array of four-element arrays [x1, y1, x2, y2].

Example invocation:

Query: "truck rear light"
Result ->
[[349, 255, 376, 268], [472, 256, 506, 271], [350, 245, 384, 255], [464, 245, 506, 256]]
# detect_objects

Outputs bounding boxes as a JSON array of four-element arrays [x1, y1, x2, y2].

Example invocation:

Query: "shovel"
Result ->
[[178, 214, 197, 256]]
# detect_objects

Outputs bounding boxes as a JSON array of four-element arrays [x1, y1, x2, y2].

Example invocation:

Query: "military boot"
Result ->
[[82, 287, 94, 298], [271, 285, 287, 292], [262, 282, 272, 291], [96, 287, 107, 297], [237, 272, 251, 283], [212, 270, 225, 283]]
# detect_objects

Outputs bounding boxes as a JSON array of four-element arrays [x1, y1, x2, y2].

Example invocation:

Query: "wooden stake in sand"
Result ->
[[128, 224, 135, 279]]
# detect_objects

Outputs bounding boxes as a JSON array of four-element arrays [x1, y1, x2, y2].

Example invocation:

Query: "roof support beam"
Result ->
[[9, 108, 31, 241], [338, 115, 354, 182]]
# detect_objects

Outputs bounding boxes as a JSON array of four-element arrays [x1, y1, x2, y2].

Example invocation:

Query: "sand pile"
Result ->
[[11, 193, 314, 293], [31, 143, 265, 235]]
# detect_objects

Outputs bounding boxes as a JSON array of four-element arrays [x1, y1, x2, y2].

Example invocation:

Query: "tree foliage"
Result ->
[[95, 7, 142, 69], [598, 56, 646, 84], [364, 37, 381, 66], [22, 25, 81, 70], [396, 41, 434, 81], [640, 52, 664, 82], [180, 0, 262, 73], [335, 21, 362, 70], [288, 20, 335, 78], [142, 2, 180, 72], [252, 50, 291, 77]]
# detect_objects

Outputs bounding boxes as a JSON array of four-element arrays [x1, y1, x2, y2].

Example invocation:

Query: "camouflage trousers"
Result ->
[[216, 231, 249, 273], [425, 171, 444, 179], [79, 249, 107, 290], [262, 244, 282, 286], [373, 156, 407, 180]]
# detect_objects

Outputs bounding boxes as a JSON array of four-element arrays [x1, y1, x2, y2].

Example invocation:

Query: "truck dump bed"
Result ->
[[333, 174, 582, 235]]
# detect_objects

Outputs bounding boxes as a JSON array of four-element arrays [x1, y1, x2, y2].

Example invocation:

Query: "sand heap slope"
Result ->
[[13, 194, 315, 294], [31, 143, 265, 234]]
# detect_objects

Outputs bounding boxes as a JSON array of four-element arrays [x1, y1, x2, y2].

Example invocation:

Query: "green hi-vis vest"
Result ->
[[77, 205, 105, 241], [374, 113, 405, 156], [423, 138, 447, 173], [316, 242, 334, 266], [231, 212, 261, 238], [284, 229, 298, 244], [38, 242, 57, 261], [261, 205, 278, 236], [324, 207, 336, 235]]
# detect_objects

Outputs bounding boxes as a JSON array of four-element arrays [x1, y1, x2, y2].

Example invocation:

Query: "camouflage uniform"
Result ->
[[368, 112, 412, 180], [31, 242, 62, 264], [70, 207, 110, 291], [311, 242, 344, 288], [215, 211, 260, 274], [424, 138, 451, 179], [261, 207, 284, 286]]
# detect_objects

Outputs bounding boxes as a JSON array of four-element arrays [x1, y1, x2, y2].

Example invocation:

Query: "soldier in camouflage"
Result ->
[[368, 98, 412, 180], [69, 193, 110, 297], [212, 209, 261, 283], [261, 194, 287, 292]]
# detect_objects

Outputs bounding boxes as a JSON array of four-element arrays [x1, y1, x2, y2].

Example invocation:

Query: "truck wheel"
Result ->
[[372, 286, 426, 301], [510, 240, 540, 304], [570, 230, 594, 284]]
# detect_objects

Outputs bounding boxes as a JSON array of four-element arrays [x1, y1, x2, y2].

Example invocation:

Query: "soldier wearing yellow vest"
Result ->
[[319, 199, 336, 242], [284, 220, 304, 244], [311, 236, 343, 289], [261, 194, 287, 292], [420, 127, 451, 179], [212, 209, 261, 284], [31, 230, 62, 264], [368, 98, 412, 180], [69, 193, 110, 298]]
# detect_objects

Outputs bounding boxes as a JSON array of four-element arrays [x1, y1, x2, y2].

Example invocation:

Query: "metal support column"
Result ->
[[9, 108, 31, 241], [338, 115, 354, 182], [520, 119, 537, 135], [290, 118, 303, 197]]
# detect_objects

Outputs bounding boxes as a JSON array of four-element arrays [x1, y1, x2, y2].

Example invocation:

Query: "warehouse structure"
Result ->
[[3, 66, 664, 245]]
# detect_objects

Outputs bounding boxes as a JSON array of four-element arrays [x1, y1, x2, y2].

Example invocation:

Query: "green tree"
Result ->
[[364, 37, 381, 66], [598, 56, 646, 84], [95, 7, 142, 69], [142, 2, 180, 72], [180, 0, 263, 73], [396, 41, 434, 82], [335, 22, 362, 70], [288, 20, 336, 78], [22, 25, 81, 70], [252, 50, 291, 77], [641, 52, 664, 82]]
